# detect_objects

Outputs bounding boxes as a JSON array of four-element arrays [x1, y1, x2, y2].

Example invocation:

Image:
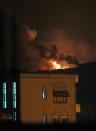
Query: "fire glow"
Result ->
[[19, 26, 80, 71], [50, 60, 74, 70], [51, 60, 61, 69]]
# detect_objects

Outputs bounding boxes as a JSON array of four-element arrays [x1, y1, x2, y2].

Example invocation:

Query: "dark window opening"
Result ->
[[53, 90, 69, 103], [53, 82, 69, 104]]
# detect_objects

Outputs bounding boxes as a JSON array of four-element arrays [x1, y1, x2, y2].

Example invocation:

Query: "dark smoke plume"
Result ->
[[17, 27, 96, 71]]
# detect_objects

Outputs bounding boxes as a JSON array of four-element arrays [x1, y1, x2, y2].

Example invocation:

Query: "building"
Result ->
[[0, 7, 80, 124], [0, 72, 19, 122], [20, 71, 79, 124], [0, 70, 80, 124]]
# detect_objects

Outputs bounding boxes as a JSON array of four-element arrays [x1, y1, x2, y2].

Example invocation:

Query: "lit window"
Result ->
[[2, 82, 7, 109], [42, 88, 47, 100], [12, 112, 16, 121], [75, 75, 79, 83], [42, 111, 47, 124], [76, 104, 80, 113], [12, 82, 16, 109]]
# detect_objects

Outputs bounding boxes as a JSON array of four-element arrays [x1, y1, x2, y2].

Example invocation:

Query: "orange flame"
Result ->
[[51, 60, 61, 69], [50, 60, 77, 70]]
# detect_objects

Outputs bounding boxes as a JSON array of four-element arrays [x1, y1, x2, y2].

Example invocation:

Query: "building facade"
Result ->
[[20, 72, 79, 124], [0, 71, 80, 124], [0, 72, 19, 122]]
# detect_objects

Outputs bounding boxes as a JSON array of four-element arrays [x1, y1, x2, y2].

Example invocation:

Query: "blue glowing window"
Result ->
[[13, 112, 16, 121], [12, 82, 16, 109], [2, 82, 7, 109]]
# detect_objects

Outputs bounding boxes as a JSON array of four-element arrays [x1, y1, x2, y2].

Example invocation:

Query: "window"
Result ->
[[75, 75, 79, 83], [42, 87, 47, 100], [76, 104, 80, 113], [42, 111, 47, 124], [53, 91, 69, 103], [61, 112, 68, 123], [12, 82, 16, 109], [2, 82, 7, 109], [53, 83, 69, 104], [12, 112, 16, 121], [52, 111, 59, 123], [12, 82, 17, 121]]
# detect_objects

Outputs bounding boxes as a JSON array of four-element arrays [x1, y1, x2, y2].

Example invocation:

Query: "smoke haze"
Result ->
[[17, 26, 96, 71]]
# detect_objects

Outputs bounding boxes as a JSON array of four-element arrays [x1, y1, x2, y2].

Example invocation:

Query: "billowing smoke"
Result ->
[[42, 29, 96, 63], [19, 25, 38, 43], [17, 27, 96, 71]]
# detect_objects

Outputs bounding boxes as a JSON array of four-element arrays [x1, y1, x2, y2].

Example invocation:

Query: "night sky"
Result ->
[[15, 0, 96, 41], [1, 0, 96, 71]]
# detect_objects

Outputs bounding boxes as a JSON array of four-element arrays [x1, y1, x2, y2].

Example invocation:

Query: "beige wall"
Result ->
[[20, 73, 76, 124]]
